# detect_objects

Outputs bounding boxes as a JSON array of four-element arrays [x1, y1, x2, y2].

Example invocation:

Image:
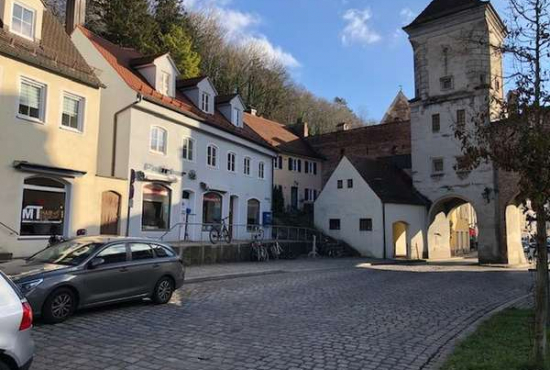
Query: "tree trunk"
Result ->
[[534, 200, 549, 366]]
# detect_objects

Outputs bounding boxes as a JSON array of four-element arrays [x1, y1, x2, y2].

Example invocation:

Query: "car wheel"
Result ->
[[153, 277, 174, 304], [43, 288, 77, 324], [0, 360, 10, 370]]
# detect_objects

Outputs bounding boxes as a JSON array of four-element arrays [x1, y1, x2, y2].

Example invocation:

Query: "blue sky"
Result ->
[[184, 0, 509, 121]]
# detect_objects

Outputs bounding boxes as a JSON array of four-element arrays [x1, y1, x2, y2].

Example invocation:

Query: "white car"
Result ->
[[0, 271, 34, 370]]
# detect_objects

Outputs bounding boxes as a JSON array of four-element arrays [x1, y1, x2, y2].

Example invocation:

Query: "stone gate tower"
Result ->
[[404, 0, 523, 264]]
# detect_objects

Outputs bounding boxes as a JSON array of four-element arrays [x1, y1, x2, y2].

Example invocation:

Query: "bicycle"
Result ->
[[209, 217, 232, 244], [251, 240, 269, 262], [269, 241, 283, 260], [249, 224, 264, 241]]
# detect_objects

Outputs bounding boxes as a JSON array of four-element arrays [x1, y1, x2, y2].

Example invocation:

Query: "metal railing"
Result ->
[[158, 222, 323, 245], [0, 222, 19, 236]]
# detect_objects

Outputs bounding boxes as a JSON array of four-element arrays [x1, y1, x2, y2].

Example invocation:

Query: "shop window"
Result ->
[[247, 199, 260, 228], [20, 177, 66, 237], [142, 183, 171, 231], [203, 192, 222, 225]]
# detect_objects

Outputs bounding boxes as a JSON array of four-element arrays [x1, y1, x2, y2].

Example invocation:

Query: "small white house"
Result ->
[[314, 156, 429, 259]]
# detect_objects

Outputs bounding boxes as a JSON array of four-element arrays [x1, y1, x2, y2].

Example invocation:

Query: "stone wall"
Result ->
[[306, 121, 411, 185]]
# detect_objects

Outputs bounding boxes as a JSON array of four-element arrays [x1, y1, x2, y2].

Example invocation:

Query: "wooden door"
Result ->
[[101, 191, 121, 235]]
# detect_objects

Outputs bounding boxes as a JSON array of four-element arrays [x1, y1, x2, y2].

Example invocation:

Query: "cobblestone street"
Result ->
[[32, 259, 531, 370]]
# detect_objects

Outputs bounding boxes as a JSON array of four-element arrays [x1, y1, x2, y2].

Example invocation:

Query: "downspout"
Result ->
[[112, 93, 143, 177], [382, 202, 387, 260]]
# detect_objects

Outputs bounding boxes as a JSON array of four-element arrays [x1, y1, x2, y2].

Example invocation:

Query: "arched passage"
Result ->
[[428, 196, 478, 261], [505, 197, 529, 264], [392, 221, 409, 258]]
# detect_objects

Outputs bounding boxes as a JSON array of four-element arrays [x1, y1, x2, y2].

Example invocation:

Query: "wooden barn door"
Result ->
[[101, 191, 121, 235]]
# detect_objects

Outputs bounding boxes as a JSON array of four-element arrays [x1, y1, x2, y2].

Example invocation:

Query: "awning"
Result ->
[[13, 161, 87, 178]]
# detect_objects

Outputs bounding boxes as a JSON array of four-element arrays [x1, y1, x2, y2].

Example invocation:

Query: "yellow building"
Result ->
[[0, 0, 127, 257]]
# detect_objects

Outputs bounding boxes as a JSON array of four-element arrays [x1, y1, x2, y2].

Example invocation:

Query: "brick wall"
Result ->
[[306, 121, 412, 184]]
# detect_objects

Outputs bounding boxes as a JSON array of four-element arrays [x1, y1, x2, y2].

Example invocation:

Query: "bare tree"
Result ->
[[456, 0, 550, 364]]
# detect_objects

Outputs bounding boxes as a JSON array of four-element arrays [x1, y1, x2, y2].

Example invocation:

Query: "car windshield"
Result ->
[[29, 241, 103, 266]]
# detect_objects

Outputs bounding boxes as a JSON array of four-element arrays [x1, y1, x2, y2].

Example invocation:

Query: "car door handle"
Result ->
[[119, 267, 129, 272]]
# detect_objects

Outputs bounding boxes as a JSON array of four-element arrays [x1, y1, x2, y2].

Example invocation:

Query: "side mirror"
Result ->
[[89, 258, 105, 269]]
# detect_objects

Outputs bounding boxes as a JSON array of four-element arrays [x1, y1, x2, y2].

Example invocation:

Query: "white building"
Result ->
[[72, 27, 276, 242], [244, 114, 324, 211], [315, 157, 428, 259]]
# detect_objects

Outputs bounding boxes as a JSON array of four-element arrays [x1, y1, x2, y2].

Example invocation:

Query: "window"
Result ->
[[432, 114, 440, 133], [304, 189, 315, 202], [313, 162, 318, 175], [161, 71, 171, 96], [288, 158, 294, 171], [247, 199, 260, 227], [304, 188, 310, 202], [227, 152, 236, 172], [19, 78, 45, 121], [233, 107, 242, 126], [61, 93, 84, 131], [360, 218, 373, 231], [152, 244, 175, 258], [456, 109, 466, 129], [20, 177, 66, 236], [440, 76, 453, 90], [278, 156, 283, 169], [305, 160, 309, 174], [203, 192, 222, 224], [347, 179, 353, 188], [130, 243, 154, 260], [142, 183, 171, 231], [314, 190, 318, 199], [456, 156, 470, 172], [207, 145, 218, 167], [329, 219, 341, 231], [12, 3, 35, 40], [297, 159, 302, 173], [258, 162, 265, 179], [201, 92, 210, 112], [182, 137, 194, 161], [150, 127, 167, 154], [244, 157, 251, 175], [432, 158, 444, 174], [337, 180, 343, 189], [97, 244, 127, 265]]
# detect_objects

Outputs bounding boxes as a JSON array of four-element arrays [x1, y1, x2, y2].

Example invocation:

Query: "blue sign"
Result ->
[[262, 212, 273, 226]]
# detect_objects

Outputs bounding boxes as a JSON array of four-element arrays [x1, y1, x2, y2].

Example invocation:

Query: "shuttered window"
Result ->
[[19, 78, 45, 121], [62, 93, 84, 131]]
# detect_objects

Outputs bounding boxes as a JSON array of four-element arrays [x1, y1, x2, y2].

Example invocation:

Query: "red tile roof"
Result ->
[[78, 26, 274, 152], [244, 113, 323, 159]]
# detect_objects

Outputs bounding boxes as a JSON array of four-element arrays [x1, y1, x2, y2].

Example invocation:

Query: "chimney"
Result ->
[[66, 0, 86, 35], [336, 122, 351, 131], [247, 107, 258, 116], [302, 122, 309, 138]]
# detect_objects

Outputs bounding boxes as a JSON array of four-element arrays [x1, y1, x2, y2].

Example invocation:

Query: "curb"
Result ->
[[185, 270, 286, 284], [420, 293, 532, 370]]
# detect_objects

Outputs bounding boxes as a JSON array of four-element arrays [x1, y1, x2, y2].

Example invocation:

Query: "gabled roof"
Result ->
[[0, 10, 101, 87], [77, 26, 273, 152], [347, 156, 429, 206], [244, 113, 324, 159], [405, 0, 487, 29], [216, 93, 244, 106]]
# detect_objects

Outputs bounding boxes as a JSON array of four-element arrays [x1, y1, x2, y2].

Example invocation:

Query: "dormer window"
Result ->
[[12, 2, 36, 40], [201, 92, 210, 113]]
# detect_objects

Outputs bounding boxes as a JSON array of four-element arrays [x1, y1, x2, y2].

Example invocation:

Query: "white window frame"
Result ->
[[244, 156, 251, 176], [11, 2, 36, 41], [182, 137, 195, 162], [150, 126, 168, 155], [207, 144, 218, 168], [160, 71, 171, 96], [227, 152, 236, 172], [201, 92, 210, 113], [258, 161, 265, 179], [17, 76, 46, 124], [60, 91, 85, 133], [233, 107, 242, 127]]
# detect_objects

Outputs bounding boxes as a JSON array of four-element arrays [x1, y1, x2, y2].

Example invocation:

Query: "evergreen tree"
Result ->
[[153, 0, 186, 33], [160, 25, 201, 78], [102, 0, 159, 54]]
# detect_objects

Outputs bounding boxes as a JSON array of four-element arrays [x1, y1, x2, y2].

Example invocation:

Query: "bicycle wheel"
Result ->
[[209, 227, 220, 244], [257, 228, 265, 241], [223, 227, 232, 243]]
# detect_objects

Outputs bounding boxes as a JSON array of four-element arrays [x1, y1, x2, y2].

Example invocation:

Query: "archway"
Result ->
[[392, 221, 409, 258], [428, 196, 478, 261]]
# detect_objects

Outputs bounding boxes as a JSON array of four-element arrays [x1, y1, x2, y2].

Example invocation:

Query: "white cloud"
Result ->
[[399, 8, 417, 25], [341, 8, 382, 46], [184, 1, 300, 69]]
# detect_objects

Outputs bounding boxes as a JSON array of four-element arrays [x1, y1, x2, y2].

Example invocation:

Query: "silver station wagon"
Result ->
[[0, 237, 185, 324]]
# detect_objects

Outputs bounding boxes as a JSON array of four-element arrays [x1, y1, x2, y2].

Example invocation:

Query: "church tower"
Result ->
[[403, 0, 515, 263]]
